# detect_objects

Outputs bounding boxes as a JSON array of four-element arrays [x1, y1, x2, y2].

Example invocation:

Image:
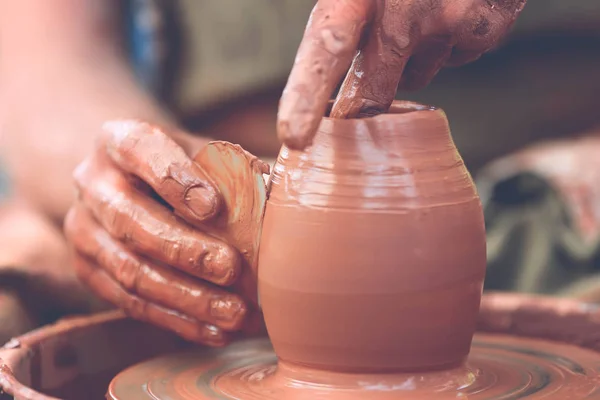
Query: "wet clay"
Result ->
[[108, 334, 600, 399], [277, 0, 528, 149], [193, 141, 269, 308], [260, 101, 486, 372]]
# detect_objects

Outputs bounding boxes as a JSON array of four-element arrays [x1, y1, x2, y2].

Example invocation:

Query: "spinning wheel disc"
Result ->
[[108, 333, 600, 399]]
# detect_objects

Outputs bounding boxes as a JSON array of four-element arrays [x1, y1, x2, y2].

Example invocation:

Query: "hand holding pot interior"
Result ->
[[64, 121, 249, 347], [277, 0, 527, 149]]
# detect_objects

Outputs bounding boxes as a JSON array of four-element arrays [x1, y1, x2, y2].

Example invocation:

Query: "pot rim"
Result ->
[[323, 100, 443, 124]]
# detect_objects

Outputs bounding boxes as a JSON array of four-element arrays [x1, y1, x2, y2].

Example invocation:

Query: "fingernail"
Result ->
[[210, 296, 247, 327], [202, 324, 227, 347], [185, 185, 219, 220], [202, 246, 241, 286]]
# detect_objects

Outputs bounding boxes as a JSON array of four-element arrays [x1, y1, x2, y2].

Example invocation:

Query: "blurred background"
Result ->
[[1, 0, 600, 342]]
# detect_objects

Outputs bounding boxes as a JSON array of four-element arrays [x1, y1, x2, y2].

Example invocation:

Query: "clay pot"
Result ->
[[258, 101, 487, 372]]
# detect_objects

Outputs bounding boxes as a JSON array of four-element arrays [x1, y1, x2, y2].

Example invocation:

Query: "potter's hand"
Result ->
[[64, 121, 247, 347], [277, 0, 527, 149]]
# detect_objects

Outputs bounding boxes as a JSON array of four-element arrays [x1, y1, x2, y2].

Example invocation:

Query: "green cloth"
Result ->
[[477, 166, 600, 301]]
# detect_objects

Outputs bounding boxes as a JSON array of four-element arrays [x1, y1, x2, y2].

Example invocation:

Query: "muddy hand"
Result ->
[[64, 121, 247, 347], [278, 0, 527, 149]]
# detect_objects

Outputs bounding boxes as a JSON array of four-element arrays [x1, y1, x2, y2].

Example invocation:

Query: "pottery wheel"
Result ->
[[108, 333, 600, 399]]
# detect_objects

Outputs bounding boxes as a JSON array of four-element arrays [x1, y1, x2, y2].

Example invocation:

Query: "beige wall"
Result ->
[[174, 0, 313, 114], [171, 0, 600, 128]]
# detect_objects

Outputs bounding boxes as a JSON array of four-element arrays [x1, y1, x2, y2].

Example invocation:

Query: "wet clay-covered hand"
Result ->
[[64, 121, 266, 347], [278, 0, 527, 149]]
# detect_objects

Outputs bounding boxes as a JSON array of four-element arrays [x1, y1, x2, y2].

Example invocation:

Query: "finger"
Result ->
[[331, 19, 411, 118], [65, 205, 247, 331], [398, 36, 453, 91], [73, 164, 241, 286], [72, 254, 227, 346], [277, 0, 373, 149], [454, 0, 527, 55], [102, 120, 220, 223]]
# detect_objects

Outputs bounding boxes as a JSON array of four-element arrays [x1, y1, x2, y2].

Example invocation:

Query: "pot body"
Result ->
[[258, 102, 486, 372]]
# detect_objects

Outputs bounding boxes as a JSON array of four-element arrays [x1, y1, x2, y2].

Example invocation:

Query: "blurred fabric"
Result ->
[[477, 134, 600, 301]]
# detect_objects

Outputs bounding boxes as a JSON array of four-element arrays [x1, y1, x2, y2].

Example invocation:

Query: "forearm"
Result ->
[[0, 0, 126, 70], [0, 0, 200, 222]]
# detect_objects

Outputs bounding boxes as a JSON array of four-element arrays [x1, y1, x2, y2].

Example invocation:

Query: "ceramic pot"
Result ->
[[258, 101, 486, 372]]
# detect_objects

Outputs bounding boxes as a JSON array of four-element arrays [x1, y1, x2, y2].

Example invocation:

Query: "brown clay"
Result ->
[[193, 141, 269, 308], [259, 101, 486, 372], [107, 332, 600, 399]]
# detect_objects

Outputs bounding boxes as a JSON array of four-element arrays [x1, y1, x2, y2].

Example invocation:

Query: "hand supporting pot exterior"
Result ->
[[277, 0, 527, 150], [64, 121, 262, 347]]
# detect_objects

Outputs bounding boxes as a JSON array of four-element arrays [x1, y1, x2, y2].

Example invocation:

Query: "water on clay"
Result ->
[[108, 334, 600, 400]]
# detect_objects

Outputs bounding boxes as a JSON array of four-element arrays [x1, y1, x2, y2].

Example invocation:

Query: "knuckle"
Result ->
[[120, 293, 149, 320], [389, 31, 412, 54], [161, 237, 184, 265], [103, 121, 158, 171], [211, 244, 240, 268], [314, 27, 356, 58], [154, 162, 176, 185], [459, 9, 509, 48], [208, 294, 247, 329], [109, 208, 138, 244], [113, 252, 144, 294], [154, 160, 193, 189]]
